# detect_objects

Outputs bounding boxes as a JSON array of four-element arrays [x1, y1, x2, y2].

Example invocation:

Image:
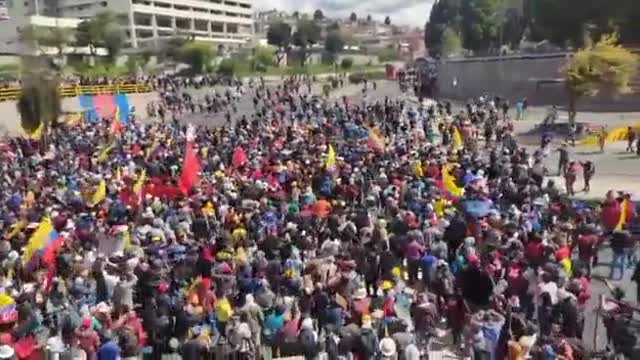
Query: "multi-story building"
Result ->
[[0, 0, 254, 52]]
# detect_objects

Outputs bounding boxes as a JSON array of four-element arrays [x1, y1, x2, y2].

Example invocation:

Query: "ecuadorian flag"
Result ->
[[23, 218, 63, 268]]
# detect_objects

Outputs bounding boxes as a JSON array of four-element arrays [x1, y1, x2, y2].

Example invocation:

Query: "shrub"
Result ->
[[340, 57, 354, 69], [217, 59, 236, 77]]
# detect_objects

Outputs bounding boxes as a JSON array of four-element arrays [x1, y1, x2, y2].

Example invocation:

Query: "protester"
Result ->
[[0, 76, 638, 360]]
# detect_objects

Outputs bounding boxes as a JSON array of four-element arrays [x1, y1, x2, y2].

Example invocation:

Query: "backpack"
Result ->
[[359, 329, 378, 358]]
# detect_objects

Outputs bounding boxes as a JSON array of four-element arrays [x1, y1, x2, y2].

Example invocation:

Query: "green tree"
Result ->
[[529, 0, 589, 47], [324, 31, 345, 64], [384, 16, 391, 26], [179, 42, 214, 73], [350, 12, 357, 22], [425, 0, 463, 56], [460, 0, 501, 53], [18, 25, 49, 53], [266, 21, 292, 64], [340, 57, 353, 69], [313, 9, 324, 21], [253, 46, 275, 70], [21, 26, 74, 58], [75, 12, 124, 62], [565, 34, 638, 124], [292, 19, 321, 66], [217, 58, 235, 77], [17, 58, 61, 150], [501, 7, 525, 49], [366, 14, 372, 24], [441, 27, 463, 57]]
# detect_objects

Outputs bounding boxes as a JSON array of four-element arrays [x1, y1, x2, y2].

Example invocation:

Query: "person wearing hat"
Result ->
[[379, 337, 397, 360]]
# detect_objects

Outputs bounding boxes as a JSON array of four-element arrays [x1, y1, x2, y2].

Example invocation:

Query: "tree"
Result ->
[[366, 14, 372, 24], [425, 0, 463, 56], [350, 12, 357, 22], [564, 34, 638, 124], [253, 46, 275, 70], [340, 57, 353, 69], [20, 26, 73, 57], [528, 0, 589, 47], [159, 35, 191, 61], [460, 0, 501, 53], [292, 11, 300, 19], [17, 58, 61, 150], [324, 31, 345, 64], [501, 7, 525, 49], [384, 16, 391, 26], [217, 58, 236, 77], [18, 25, 46, 55], [179, 42, 214, 73], [441, 27, 463, 57], [75, 12, 124, 62], [266, 21, 292, 64], [292, 19, 321, 66], [313, 9, 324, 21]]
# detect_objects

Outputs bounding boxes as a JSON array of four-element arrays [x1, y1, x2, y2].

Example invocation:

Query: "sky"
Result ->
[[257, 0, 435, 28]]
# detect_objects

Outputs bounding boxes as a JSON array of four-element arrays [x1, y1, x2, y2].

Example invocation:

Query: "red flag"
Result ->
[[179, 143, 201, 195], [42, 236, 64, 266], [111, 117, 122, 135], [232, 146, 247, 168]]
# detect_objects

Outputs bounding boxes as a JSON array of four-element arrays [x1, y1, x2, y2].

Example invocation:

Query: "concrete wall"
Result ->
[[436, 54, 640, 111], [0, 92, 160, 135]]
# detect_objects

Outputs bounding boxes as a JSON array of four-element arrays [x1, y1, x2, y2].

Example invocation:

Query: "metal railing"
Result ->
[[0, 83, 154, 101]]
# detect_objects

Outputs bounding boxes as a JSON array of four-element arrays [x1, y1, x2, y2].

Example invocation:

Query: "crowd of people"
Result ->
[[0, 76, 638, 360]]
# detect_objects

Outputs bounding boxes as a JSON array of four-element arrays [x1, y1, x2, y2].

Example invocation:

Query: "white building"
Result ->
[[0, 0, 254, 52]]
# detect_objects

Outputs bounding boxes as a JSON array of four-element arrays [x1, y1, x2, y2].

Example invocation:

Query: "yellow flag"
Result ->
[[23, 123, 44, 140], [413, 160, 424, 177], [326, 144, 336, 172], [442, 165, 464, 197], [434, 198, 446, 217], [145, 139, 158, 160], [22, 218, 54, 265], [123, 227, 132, 250], [133, 169, 146, 195], [615, 198, 629, 231], [91, 180, 107, 206], [6, 220, 26, 239], [452, 127, 463, 150], [97, 144, 113, 163]]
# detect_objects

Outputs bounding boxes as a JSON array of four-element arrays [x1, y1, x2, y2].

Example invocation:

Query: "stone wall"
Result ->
[[436, 53, 640, 111]]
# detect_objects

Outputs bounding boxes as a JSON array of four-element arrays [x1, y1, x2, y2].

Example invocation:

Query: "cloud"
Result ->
[[257, 0, 435, 27]]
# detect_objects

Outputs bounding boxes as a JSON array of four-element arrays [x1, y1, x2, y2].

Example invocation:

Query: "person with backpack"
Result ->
[[357, 315, 379, 360]]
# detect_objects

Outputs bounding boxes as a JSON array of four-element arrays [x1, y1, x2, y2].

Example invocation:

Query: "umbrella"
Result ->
[[461, 200, 493, 219]]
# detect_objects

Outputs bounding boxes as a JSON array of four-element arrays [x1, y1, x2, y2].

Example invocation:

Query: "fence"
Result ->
[[0, 83, 154, 101]]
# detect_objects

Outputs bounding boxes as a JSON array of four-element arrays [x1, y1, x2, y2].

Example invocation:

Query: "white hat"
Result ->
[[0, 345, 14, 359], [95, 302, 112, 314], [353, 287, 368, 300], [379, 337, 397, 357]]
